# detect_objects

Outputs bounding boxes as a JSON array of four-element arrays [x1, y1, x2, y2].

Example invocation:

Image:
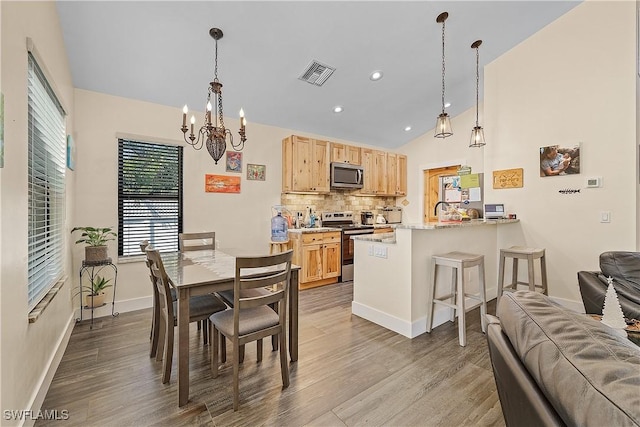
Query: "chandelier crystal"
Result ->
[[434, 12, 452, 139], [469, 39, 486, 148], [181, 28, 246, 164]]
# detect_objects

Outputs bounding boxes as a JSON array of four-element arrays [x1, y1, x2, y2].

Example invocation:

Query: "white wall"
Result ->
[[1, 2, 76, 425], [399, 1, 638, 305]]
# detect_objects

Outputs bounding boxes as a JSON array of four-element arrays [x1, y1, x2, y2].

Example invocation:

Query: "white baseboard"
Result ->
[[24, 313, 75, 427], [352, 287, 499, 339], [74, 295, 153, 320]]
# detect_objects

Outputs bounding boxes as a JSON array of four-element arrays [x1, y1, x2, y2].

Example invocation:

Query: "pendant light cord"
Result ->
[[441, 20, 446, 114], [475, 45, 479, 127]]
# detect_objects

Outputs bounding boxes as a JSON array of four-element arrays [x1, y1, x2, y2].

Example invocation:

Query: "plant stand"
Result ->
[[77, 258, 119, 329]]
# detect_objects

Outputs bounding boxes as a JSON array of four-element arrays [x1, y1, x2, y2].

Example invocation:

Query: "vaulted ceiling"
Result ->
[[57, 1, 581, 148]]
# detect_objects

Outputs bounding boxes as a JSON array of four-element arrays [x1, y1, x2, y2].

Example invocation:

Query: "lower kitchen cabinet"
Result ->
[[291, 231, 341, 289]]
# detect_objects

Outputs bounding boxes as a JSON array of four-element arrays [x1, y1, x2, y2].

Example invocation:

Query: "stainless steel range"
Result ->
[[321, 211, 374, 281]]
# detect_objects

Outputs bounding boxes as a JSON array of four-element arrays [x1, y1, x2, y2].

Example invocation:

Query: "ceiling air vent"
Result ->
[[298, 60, 336, 87]]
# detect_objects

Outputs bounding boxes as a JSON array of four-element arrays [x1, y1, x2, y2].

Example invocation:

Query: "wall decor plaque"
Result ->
[[205, 174, 241, 193], [493, 168, 523, 189]]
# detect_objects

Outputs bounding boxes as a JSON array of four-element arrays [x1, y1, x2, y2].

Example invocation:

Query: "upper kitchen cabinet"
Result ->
[[330, 142, 361, 165], [387, 154, 407, 196], [360, 148, 387, 195], [282, 135, 330, 193]]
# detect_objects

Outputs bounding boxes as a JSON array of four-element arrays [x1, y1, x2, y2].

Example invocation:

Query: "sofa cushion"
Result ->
[[600, 251, 640, 294], [497, 291, 640, 427]]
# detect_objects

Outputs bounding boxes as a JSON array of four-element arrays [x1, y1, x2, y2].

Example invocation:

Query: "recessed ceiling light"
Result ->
[[404, 126, 412, 132], [444, 102, 451, 108], [333, 106, 343, 113], [370, 70, 384, 81]]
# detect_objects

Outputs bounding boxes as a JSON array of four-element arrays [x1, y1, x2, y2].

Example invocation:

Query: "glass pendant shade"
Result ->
[[435, 113, 453, 138], [469, 126, 486, 147]]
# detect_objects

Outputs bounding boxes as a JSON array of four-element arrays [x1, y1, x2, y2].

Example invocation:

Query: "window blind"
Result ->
[[27, 53, 66, 310], [118, 139, 183, 257]]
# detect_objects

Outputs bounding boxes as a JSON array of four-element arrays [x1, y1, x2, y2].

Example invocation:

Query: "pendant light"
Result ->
[[434, 12, 452, 138], [469, 39, 486, 148]]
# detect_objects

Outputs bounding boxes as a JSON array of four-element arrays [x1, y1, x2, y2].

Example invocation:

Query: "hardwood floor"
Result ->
[[36, 282, 504, 427]]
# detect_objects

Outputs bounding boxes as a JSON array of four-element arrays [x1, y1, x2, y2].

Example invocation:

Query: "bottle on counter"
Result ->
[[271, 211, 289, 242], [303, 207, 311, 228]]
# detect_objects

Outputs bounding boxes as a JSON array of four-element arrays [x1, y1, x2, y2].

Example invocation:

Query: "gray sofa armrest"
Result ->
[[485, 315, 564, 427]]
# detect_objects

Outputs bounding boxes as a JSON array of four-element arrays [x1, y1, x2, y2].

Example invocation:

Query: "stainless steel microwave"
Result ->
[[330, 162, 364, 189]]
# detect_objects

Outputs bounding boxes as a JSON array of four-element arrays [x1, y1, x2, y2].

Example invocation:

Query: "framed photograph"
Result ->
[[205, 174, 241, 193], [66, 135, 76, 171], [225, 152, 242, 173], [246, 164, 266, 181], [539, 143, 580, 177]]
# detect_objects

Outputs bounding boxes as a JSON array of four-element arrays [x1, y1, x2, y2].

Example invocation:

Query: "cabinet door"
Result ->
[[347, 145, 361, 165], [292, 136, 313, 191], [311, 139, 330, 192], [386, 153, 397, 196], [360, 148, 376, 194], [330, 142, 347, 163], [322, 242, 341, 279], [396, 154, 407, 196], [301, 244, 323, 283], [374, 150, 387, 194]]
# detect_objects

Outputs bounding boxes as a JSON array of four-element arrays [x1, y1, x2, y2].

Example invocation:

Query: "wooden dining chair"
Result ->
[[145, 247, 228, 384], [179, 231, 215, 251], [140, 240, 163, 358], [209, 250, 293, 411]]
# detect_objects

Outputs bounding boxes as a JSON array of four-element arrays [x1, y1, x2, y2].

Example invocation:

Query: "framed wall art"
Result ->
[[539, 143, 580, 177], [0, 92, 4, 168], [225, 152, 242, 173], [66, 135, 76, 170], [205, 174, 241, 193], [246, 164, 266, 181]]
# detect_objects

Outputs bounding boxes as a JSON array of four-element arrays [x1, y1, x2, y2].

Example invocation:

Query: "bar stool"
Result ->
[[426, 251, 487, 347], [497, 246, 547, 305], [269, 240, 290, 254]]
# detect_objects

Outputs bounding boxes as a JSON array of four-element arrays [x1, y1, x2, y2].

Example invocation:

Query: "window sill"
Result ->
[[28, 276, 67, 323]]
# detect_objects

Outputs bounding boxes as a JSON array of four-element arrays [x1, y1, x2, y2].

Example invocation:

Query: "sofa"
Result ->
[[578, 251, 640, 320], [486, 291, 640, 427]]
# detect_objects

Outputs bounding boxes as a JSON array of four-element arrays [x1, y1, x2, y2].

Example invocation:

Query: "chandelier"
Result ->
[[434, 12, 452, 138], [181, 28, 246, 164], [469, 40, 486, 148]]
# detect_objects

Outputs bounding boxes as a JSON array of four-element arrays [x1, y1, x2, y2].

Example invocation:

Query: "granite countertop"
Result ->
[[351, 232, 396, 243], [372, 223, 398, 228], [396, 218, 519, 230], [288, 227, 341, 234]]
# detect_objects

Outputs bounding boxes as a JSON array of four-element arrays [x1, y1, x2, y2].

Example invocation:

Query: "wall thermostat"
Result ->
[[586, 177, 602, 188]]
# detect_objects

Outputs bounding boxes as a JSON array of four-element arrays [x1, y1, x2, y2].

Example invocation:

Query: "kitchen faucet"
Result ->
[[433, 201, 449, 215]]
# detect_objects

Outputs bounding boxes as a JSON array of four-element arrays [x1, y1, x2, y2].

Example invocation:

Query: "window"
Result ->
[[27, 53, 66, 310], [118, 139, 183, 257]]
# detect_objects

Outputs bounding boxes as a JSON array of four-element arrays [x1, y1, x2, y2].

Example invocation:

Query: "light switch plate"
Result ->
[[600, 211, 611, 223]]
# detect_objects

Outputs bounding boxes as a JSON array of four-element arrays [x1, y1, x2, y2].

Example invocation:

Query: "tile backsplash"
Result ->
[[281, 192, 396, 223]]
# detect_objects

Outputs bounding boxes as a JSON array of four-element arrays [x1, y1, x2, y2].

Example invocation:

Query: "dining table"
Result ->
[[161, 248, 300, 407]]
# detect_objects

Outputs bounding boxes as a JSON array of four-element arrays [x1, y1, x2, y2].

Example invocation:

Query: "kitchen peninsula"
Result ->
[[351, 219, 521, 338]]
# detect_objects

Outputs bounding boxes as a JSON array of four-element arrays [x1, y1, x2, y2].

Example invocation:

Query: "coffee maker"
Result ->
[[360, 211, 374, 225]]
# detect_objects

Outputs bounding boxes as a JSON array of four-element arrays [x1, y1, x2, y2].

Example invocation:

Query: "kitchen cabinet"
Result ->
[[291, 231, 341, 289], [330, 142, 361, 165], [282, 135, 330, 193], [373, 227, 394, 234], [360, 148, 387, 195], [386, 153, 407, 196]]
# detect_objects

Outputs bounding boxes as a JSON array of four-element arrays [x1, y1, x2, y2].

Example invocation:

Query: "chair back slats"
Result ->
[[145, 248, 175, 320], [233, 250, 293, 326], [179, 231, 216, 251]]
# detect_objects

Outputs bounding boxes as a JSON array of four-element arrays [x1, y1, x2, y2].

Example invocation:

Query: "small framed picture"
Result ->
[[539, 143, 580, 177], [67, 135, 76, 171], [247, 164, 266, 181], [226, 152, 242, 173]]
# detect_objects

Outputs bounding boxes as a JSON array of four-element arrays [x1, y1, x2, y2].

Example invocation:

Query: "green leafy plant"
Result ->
[[71, 227, 117, 247], [74, 275, 112, 296]]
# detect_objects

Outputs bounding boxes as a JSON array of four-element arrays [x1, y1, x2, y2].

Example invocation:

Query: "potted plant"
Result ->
[[74, 275, 112, 308], [71, 226, 117, 264]]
